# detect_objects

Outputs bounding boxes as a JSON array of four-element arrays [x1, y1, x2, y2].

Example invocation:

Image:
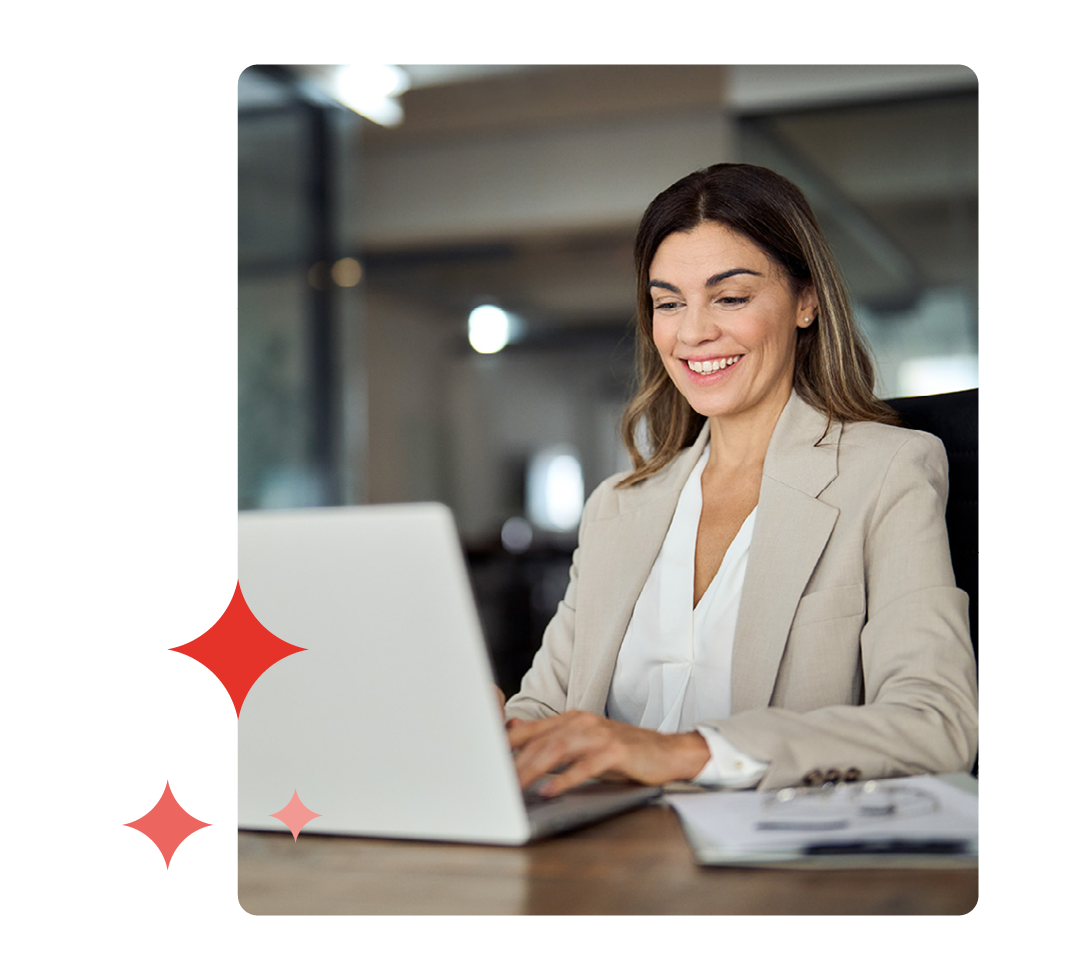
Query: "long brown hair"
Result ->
[[619, 163, 899, 487]]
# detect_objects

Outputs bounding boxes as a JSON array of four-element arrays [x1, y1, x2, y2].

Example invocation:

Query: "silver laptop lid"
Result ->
[[238, 504, 532, 844]]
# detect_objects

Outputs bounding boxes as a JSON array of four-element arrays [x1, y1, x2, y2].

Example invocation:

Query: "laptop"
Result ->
[[238, 503, 660, 844]]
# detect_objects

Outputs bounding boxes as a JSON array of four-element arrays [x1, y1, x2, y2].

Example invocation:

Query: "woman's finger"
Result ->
[[506, 711, 583, 748], [536, 747, 623, 796], [513, 727, 583, 788], [512, 716, 619, 790], [511, 714, 592, 785]]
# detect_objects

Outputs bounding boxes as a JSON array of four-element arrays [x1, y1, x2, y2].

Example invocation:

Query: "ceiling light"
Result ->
[[468, 304, 511, 354], [331, 64, 409, 126]]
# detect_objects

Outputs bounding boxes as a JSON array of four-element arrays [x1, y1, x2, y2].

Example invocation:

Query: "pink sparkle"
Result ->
[[270, 790, 321, 840], [125, 781, 211, 868]]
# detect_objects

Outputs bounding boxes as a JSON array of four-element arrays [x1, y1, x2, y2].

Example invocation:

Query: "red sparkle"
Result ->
[[270, 790, 322, 840], [125, 782, 211, 869], [170, 581, 306, 716]]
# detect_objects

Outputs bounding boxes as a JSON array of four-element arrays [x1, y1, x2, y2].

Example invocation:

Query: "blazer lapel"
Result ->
[[568, 425, 710, 714], [566, 394, 840, 716], [731, 394, 841, 712]]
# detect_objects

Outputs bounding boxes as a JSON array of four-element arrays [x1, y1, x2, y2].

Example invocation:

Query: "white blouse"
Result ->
[[605, 446, 768, 788]]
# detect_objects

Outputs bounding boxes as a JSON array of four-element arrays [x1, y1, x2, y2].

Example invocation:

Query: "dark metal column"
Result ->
[[306, 102, 339, 505]]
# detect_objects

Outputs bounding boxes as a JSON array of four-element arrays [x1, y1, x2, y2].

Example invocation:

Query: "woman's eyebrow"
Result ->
[[705, 268, 764, 287], [648, 268, 765, 292]]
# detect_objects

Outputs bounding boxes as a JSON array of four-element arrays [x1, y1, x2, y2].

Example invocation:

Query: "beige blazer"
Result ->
[[505, 392, 979, 790]]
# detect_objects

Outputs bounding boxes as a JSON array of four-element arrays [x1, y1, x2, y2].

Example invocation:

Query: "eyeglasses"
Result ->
[[757, 781, 940, 831]]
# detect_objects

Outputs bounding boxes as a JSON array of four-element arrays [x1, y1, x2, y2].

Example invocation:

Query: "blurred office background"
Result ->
[[238, 64, 977, 694]]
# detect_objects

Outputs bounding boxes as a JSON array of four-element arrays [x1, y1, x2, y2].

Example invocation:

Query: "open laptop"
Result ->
[[238, 503, 660, 844]]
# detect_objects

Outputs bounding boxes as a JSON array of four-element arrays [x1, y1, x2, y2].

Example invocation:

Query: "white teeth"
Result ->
[[688, 355, 741, 374]]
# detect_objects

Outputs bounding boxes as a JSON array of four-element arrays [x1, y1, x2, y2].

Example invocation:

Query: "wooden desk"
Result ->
[[238, 802, 977, 915]]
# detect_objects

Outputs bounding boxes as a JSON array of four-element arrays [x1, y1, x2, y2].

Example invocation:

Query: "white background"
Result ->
[[4, 3, 1071, 976]]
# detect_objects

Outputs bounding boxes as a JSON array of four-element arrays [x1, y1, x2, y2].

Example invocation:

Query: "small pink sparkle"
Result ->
[[270, 790, 321, 840]]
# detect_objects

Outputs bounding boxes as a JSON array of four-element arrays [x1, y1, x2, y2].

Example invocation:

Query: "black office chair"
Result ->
[[886, 388, 978, 775]]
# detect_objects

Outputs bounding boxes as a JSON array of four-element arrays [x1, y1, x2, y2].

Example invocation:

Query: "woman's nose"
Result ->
[[677, 302, 721, 345]]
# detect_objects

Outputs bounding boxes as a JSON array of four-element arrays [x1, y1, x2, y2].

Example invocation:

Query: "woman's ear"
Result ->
[[797, 285, 819, 328]]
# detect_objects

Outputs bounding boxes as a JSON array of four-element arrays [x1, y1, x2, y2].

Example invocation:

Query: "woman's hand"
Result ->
[[506, 711, 710, 796]]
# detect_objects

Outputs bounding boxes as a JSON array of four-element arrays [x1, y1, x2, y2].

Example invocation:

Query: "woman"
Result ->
[[503, 163, 978, 795]]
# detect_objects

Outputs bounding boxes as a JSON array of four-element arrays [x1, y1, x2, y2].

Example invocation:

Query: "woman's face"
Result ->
[[648, 222, 815, 426]]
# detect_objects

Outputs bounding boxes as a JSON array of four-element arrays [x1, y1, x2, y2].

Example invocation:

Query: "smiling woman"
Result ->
[[503, 164, 978, 797]]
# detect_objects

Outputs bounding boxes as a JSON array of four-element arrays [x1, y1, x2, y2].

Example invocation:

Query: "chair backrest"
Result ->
[[885, 388, 978, 664]]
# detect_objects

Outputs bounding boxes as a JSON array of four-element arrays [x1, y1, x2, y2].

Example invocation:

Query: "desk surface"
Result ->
[[238, 801, 977, 915]]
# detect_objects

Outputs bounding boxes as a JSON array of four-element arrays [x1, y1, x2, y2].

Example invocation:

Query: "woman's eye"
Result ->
[[717, 296, 749, 306], [653, 301, 680, 310]]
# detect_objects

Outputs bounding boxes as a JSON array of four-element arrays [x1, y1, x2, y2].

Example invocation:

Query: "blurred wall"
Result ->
[[346, 66, 737, 535]]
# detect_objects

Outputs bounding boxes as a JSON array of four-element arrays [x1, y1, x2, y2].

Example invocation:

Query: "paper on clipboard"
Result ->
[[666, 773, 978, 867]]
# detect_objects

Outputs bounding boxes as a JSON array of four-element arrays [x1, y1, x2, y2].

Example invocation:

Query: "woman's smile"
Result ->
[[683, 353, 745, 379]]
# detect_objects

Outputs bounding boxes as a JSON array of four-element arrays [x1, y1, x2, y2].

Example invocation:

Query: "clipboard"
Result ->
[[667, 772, 978, 869]]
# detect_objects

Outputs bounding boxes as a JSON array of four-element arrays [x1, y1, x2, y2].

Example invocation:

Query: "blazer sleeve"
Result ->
[[503, 482, 606, 722], [703, 431, 979, 790]]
